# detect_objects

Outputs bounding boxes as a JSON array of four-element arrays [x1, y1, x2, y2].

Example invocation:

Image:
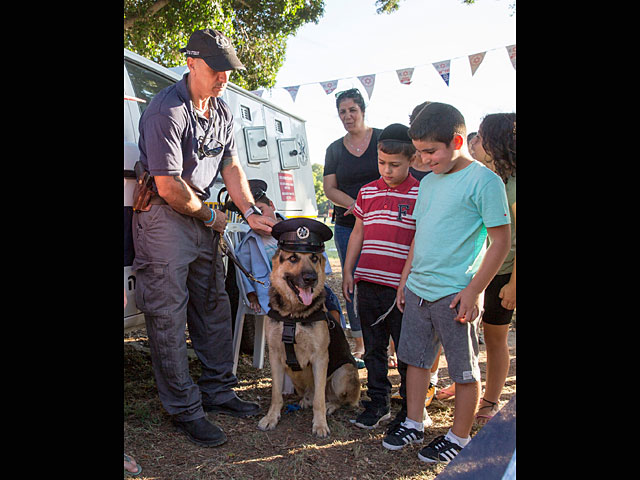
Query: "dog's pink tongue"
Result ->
[[298, 287, 313, 305]]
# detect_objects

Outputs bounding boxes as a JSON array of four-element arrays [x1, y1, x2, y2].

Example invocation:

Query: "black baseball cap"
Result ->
[[271, 218, 333, 253], [378, 123, 412, 143], [223, 179, 268, 214], [180, 29, 245, 71], [248, 179, 268, 203]]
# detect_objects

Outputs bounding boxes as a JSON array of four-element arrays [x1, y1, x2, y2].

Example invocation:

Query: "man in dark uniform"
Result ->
[[132, 29, 275, 447]]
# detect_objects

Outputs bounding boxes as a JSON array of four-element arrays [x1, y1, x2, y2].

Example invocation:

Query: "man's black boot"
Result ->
[[203, 394, 260, 418], [173, 416, 227, 447]]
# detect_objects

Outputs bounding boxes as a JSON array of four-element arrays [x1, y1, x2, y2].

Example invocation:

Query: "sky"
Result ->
[[251, 0, 516, 167]]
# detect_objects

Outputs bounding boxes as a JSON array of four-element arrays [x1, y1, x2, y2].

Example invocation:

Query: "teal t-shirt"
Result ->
[[406, 160, 511, 302]]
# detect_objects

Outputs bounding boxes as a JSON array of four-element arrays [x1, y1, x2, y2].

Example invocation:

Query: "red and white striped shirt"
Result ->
[[353, 174, 419, 288]]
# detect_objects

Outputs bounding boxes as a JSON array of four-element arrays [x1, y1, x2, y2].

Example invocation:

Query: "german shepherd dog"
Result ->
[[257, 249, 361, 437]]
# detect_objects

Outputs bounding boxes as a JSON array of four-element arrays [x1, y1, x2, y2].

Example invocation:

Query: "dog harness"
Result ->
[[267, 309, 358, 374], [266, 308, 327, 371]]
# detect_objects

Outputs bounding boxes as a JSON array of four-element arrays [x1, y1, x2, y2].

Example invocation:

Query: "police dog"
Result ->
[[257, 219, 361, 437]]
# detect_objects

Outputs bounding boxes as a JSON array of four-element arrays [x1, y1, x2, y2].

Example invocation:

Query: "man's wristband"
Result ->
[[205, 208, 216, 224]]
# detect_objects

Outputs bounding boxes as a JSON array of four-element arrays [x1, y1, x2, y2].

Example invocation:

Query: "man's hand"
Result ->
[[246, 213, 275, 236]]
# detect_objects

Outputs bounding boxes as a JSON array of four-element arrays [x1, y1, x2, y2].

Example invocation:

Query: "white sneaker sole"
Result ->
[[382, 435, 423, 451], [417, 451, 440, 463]]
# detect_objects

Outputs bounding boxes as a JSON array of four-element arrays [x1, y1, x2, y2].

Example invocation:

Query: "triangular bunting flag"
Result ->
[[396, 67, 415, 85], [251, 89, 264, 97], [320, 80, 338, 95], [284, 85, 300, 102], [358, 74, 376, 98], [468, 52, 486, 76], [433, 60, 451, 86], [506, 45, 516, 70]]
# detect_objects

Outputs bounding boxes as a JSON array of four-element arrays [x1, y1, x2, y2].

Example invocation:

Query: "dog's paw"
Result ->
[[258, 414, 279, 431], [312, 421, 330, 438]]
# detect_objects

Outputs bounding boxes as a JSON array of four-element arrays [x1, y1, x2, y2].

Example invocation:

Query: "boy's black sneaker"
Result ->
[[381, 423, 424, 450], [386, 406, 432, 434], [417, 435, 463, 463], [354, 401, 391, 429]]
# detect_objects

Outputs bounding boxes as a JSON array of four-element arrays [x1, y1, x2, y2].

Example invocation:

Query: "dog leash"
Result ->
[[219, 234, 266, 286], [354, 283, 395, 327], [204, 230, 266, 312]]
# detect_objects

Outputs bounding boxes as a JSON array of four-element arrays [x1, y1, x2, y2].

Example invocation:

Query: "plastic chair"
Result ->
[[224, 223, 267, 375]]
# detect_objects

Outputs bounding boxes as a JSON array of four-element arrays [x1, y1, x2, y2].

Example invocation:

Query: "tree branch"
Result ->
[[124, 0, 171, 30]]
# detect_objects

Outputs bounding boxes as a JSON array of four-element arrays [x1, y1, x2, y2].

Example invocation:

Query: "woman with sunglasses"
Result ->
[[323, 88, 382, 362]]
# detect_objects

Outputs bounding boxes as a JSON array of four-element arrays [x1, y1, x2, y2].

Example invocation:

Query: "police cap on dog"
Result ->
[[271, 218, 333, 253]]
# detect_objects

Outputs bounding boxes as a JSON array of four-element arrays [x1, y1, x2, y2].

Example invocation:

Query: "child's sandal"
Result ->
[[475, 398, 498, 425]]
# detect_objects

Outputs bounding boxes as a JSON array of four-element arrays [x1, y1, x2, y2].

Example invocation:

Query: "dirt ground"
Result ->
[[124, 258, 516, 479]]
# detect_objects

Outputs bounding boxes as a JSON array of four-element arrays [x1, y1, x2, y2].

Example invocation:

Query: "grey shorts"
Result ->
[[397, 287, 480, 384]]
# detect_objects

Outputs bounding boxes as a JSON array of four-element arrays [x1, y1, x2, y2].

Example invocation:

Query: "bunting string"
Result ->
[[253, 44, 515, 101]]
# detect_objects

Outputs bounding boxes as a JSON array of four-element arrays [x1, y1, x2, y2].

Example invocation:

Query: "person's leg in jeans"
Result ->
[[355, 281, 392, 427], [358, 282, 393, 405], [333, 223, 364, 357]]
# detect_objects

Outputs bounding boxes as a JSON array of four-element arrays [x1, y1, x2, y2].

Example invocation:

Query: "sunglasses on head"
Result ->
[[334, 88, 362, 99]]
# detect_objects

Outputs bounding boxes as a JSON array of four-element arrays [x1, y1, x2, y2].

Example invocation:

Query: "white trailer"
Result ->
[[124, 48, 318, 331]]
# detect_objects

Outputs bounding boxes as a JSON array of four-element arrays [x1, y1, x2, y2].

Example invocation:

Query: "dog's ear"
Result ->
[[272, 248, 283, 266]]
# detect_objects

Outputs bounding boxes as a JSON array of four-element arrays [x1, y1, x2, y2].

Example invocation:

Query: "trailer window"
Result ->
[[125, 60, 175, 114], [240, 105, 252, 121]]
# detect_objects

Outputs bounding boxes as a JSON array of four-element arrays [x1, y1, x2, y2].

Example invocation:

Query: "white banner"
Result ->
[[506, 45, 516, 70], [284, 85, 300, 102], [320, 80, 338, 95], [433, 60, 451, 86], [276, 44, 514, 99], [468, 52, 486, 76], [358, 74, 376, 98], [396, 67, 415, 85]]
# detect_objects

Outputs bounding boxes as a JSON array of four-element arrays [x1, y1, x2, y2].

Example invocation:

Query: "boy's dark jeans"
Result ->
[[357, 281, 407, 408]]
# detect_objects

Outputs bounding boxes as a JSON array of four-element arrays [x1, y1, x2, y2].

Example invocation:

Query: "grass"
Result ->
[[124, 321, 516, 479]]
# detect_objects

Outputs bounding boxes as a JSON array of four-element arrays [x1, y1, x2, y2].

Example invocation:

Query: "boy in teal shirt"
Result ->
[[382, 102, 511, 464]]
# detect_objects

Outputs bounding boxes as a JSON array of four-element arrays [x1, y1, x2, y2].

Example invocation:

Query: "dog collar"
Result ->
[[267, 308, 327, 324]]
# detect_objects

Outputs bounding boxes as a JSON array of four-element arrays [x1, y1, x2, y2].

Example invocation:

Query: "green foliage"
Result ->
[[124, 0, 324, 91], [311, 163, 330, 217]]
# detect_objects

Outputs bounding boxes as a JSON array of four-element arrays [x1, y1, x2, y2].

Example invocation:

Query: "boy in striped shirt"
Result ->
[[342, 123, 430, 430]]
